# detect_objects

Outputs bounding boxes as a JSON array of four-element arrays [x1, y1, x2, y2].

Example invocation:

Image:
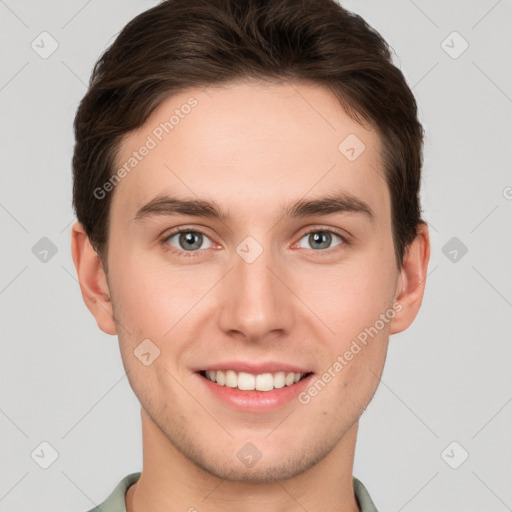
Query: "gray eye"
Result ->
[[298, 231, 343, 250], [167, 231, 212, 251]]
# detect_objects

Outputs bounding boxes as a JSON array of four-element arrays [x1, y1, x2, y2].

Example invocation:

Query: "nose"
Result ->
[[217, 239, 294, 343]]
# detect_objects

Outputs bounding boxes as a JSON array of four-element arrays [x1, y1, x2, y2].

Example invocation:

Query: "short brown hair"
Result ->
[[72, 0, 425, 270]]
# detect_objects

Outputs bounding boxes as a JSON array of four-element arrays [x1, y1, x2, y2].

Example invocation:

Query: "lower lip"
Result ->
[[197, 372, 314, 412]]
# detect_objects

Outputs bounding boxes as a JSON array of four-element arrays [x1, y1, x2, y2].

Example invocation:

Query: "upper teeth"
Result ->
[[205, 370, 305, 391]]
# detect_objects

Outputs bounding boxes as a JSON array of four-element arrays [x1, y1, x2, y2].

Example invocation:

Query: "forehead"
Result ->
[[111, 80, 388, 225]]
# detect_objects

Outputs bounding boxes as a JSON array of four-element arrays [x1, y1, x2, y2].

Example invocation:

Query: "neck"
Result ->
[[126, 408, 361, 512]]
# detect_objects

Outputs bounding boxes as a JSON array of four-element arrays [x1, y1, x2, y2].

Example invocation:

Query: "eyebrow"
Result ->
[[133, 191, 375, 223]]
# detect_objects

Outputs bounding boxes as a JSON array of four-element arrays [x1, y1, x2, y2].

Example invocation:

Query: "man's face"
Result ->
[[105, 80, 401, 482]]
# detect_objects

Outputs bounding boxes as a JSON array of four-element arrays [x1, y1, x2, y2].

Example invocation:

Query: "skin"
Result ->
[[71, 79, 430, 512]]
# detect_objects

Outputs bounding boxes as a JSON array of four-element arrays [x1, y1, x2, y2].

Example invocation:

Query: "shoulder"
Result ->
[[83, 472, 141, 512], [353, 476, 379, 512]]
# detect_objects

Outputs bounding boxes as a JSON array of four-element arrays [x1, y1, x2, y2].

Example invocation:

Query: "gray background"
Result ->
[[1, 0, 511, 511]]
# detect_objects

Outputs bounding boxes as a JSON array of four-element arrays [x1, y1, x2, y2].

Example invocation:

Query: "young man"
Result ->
[[71, 0, 430, 510]]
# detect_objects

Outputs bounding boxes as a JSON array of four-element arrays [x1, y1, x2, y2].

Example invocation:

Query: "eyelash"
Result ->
[[161, 226, 349, 258]]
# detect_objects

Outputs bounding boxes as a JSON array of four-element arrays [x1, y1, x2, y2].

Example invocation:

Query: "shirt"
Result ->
[[85, 472, 379, 512]]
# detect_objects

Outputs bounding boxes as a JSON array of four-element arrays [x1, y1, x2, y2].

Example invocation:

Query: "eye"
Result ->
[[164, 229, 213, 252], [297, 230, 345, 251]]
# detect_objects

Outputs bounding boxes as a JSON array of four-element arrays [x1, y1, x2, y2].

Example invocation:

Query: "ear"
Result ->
[[389, 222, 431, 335], [71, 221, 117, 335]]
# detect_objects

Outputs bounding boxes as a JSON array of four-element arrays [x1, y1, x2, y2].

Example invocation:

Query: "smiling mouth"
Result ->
[[199, 370, 314, 392]]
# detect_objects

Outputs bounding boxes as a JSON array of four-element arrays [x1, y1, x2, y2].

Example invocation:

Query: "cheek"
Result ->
[[109, 250, 220, 342], [295, 260, 396, 342]]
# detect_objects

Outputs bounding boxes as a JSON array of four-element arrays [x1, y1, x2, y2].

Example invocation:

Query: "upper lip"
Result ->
[[197, 361, 313, 374]]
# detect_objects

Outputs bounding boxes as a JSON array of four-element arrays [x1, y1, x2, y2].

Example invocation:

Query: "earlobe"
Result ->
[[389, 222, 431, 335], [71, 221, 117, 335]]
